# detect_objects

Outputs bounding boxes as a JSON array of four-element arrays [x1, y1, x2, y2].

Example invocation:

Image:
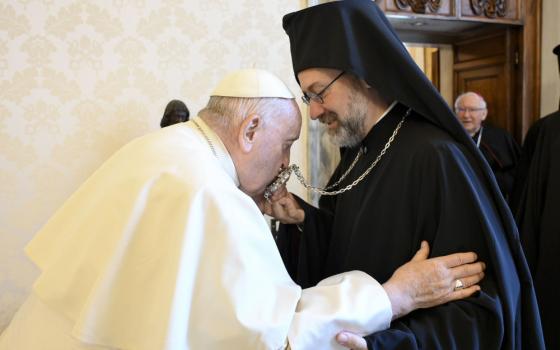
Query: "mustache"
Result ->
[[318, 111, 338, 124]]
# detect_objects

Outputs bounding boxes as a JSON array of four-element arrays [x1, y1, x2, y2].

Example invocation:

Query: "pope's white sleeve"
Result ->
[[287, 270, 393, 350]]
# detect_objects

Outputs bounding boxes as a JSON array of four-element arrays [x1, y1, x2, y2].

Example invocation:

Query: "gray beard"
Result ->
[[326, 94, 368, 148]]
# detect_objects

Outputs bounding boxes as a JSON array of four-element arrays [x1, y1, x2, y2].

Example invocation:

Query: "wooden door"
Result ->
[[454, 28, 521, 141]]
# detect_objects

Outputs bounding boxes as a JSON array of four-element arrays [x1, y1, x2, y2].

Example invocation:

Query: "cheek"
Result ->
[[257, 146, 281, 182]]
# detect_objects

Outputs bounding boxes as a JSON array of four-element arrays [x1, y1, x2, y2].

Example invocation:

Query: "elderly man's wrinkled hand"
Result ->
[[382, 241, 485, 320], [336, 241, 485, 350]]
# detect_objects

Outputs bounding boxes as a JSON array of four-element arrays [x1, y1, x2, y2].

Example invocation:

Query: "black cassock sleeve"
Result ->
[[364, 142, 513, 349], [275, 198, 333, 287]]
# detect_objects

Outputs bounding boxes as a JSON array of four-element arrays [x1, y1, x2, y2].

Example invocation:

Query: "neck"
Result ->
[[363, 100, 393, 136], [199, 115, 242, 170], [470, 127, 482, 138], [362, 87, 392, 136]]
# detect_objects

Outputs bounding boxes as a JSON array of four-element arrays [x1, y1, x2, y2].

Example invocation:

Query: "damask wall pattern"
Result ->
[[0, 0, 304, 332]]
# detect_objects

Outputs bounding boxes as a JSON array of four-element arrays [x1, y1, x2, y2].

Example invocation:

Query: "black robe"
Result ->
[[510, 111, 560, 350], [473, 125, 520, 202], [277, 103, 540, 349], [281, 1, 543, 348]]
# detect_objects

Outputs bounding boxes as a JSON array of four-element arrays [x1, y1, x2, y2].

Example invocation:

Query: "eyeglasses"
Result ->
[[455, 107, 486, 113], [301, 71, 345, 105]]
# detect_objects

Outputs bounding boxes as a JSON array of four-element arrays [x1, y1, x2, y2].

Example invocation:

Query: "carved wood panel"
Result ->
[[470, 0, 506, 18], [395, 0, 442, 13], [460, 0, 519, 21], [384, 0, 452, 16]]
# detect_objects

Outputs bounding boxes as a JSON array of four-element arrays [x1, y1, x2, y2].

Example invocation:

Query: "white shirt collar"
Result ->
[[376, 100, 398, 125], [190, 117, 240, 187]]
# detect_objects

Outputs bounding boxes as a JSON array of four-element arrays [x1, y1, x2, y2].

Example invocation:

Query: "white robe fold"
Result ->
[[0, 118, 391, 350]]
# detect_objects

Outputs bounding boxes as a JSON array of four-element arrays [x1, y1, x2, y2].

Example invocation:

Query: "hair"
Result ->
[[160, 99, 190, 128], [454, 92, 487, 109], [198, 96, 297, 139]]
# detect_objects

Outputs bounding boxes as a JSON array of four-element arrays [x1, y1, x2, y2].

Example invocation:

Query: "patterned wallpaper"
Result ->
[[0, 0, 305, 332]]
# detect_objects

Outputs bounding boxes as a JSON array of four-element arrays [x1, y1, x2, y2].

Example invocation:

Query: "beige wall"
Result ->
[[541, 0, 560, 116], [0, 0, 305, 332]]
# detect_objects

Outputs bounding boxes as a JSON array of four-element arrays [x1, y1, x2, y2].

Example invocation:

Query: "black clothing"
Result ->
[[473, 125, 521, 201], [278, 104, 539, 349], [511, 111, 560, 350], [160, 100, 189, 128], [281, 0, 544, 349]]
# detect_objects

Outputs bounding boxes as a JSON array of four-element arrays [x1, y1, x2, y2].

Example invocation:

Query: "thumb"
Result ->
[[411, 241, 430, 261], [262, 201, 272, 216], [336, 332, 367, 350]]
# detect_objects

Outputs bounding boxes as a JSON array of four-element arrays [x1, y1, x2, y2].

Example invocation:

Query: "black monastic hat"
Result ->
[[283, 0, 470, 147]]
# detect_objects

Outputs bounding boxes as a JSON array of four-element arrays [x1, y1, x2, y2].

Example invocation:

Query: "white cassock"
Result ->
[[0, 118, 392, 350]]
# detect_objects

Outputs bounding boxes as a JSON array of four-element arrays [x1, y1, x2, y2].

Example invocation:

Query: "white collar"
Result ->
[[376, 100, 398, 125], [189, 117, 240, 187]]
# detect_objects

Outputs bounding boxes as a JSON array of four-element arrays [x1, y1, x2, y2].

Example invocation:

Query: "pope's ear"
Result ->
[[238, 114, 261, 153]]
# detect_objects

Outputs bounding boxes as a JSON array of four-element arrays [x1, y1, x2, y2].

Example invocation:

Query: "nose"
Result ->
[[308, 100, 325, 120]]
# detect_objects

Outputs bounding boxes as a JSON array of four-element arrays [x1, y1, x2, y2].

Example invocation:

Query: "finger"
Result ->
[[439, 252, 478, 268], [276, 196, 292, 207], [336, 332, 368, 350], [445, 285, 481, 303], [262, 201, 272, 216], [451, 262, 486, 280], [270, 185, 288, 201], [287, 206, 304, 220], [278, 196, 302, 214], [270, 202, 288, 221], [456, 272, 485, 289], [411, 241, 430, 262]]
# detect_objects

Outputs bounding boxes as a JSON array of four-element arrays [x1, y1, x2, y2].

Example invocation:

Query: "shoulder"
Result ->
[[482, 124, 517, 144], [399, 112, 466, 155], [392, 113, 483, 177], [539, 110, 560, 135]]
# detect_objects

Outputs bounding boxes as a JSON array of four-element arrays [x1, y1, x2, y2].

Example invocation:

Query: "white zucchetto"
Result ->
[[211, 68, 294, 99]]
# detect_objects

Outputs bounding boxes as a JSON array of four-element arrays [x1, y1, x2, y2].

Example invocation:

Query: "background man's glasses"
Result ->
[[301, 71, 345, 105], [455, 107, 486, 113]]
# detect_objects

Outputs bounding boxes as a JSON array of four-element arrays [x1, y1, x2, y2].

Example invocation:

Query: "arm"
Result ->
[[290, 241, 484, 350]]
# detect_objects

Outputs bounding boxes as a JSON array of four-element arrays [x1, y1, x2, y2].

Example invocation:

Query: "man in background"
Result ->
[[454, 92, 520, 201]]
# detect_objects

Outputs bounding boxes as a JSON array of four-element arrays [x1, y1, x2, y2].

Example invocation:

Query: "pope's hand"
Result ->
[[382, 241, 485, 319], [262, 186, 305, 224]]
